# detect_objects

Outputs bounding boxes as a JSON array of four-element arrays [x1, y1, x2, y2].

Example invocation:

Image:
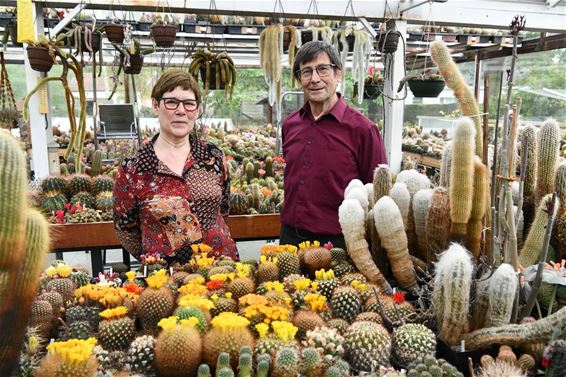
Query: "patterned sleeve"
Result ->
[[112, 160, 143, 259], [220, 152, 231, 217]]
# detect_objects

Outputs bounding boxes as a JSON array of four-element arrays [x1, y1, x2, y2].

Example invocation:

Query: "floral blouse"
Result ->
[[113, 134, 238, 264]]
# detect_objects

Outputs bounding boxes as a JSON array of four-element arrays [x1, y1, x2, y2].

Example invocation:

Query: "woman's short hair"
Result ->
[[151, 69, 201, 103], [292, 41, 343, 80]]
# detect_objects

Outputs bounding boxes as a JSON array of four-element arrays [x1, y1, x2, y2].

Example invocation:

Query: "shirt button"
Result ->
[[300, 180, 305, 185], [307, 140, 312, 145]]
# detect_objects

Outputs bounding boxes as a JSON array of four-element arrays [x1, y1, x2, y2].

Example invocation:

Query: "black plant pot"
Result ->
[[353, 82, 382, 100], [377, 30, 400, 53], [407, 78, 446, 98], [124, 54, 143, 74], [199, 63, 226, 90]]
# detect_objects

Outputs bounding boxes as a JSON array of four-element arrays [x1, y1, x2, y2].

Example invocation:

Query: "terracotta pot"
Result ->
[[124, 54, 143, 74], [27, 46, 54, 72], [150, 24, 177, 48], [105, 23, 125, 44], [407, 78, 445, 98]]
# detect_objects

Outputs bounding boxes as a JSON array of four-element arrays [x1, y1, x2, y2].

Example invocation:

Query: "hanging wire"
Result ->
[[343, 0, 356, 18], [409, 1, 437, 74], [306, 0, 319, 16]]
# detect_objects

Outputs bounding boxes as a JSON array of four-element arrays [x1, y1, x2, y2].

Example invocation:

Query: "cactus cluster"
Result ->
[[392, 323, 436, 368]]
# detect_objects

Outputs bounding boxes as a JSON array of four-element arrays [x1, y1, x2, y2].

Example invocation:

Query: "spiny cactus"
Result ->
[[433, 243, 473, 346], [484, 263, 518, 327], [439, 141, 453, 188], [89, 149, 102, 177], [536, 119, 561, 205], [0, 133, 50, 376], [273, 347, 299, 377], [449, 118, 476, 240], [344, 321, 391, 372], [389, 182, 410, 229], [466, 157, 488, 258], [41, 175, 67, 195], [338, 199, 391, 293], [374, 196, 418, 291], [155, 322, 202, 377], [92, 175, 114, 195], [126, 335, 156, 375], [521, 126, 538, 220], [426, 187, 451, 263], [518, 193, 561, 267], [299, 347, 323, 377], [431, 40, 482, 157], [412, 188, 433, 260], [373, 164, 392, 204], [392, 323, 436, 368]]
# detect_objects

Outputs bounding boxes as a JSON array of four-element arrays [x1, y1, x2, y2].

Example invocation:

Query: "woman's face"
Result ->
[[152, 86, 199, 140]]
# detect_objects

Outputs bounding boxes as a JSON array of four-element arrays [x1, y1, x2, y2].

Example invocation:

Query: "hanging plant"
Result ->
[[116, 39, 154, 75], [67, 16, 104, 60], [150, 13, 178, 48], [105, 22, 125, 44], [188, 49, 236, 98], [301, 25, 333, 45], [353, 68, 384, 100], [258, 24, 300, 111], [25, 34, 66, 73], [333, 25, 373, 103], [0, 52, 19, 129]]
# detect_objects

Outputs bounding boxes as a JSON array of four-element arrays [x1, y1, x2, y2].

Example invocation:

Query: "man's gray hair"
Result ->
[[292, 41, 343, 80]]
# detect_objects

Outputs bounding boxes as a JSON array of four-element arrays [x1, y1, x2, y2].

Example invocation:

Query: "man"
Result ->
[[280, 41, 387, 249]]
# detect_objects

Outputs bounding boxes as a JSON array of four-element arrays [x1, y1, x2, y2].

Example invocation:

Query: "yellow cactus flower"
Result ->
[[351, 280, 367, 292], [305, 293, 328, 312], [158, 316, 179, 331], [191, 243, 213, 254], [210, 294, 219, 302], [178, 283, 208, 297], [264, 281, 285, 292], [28, 336, 38, 353], [146, 269, 168, 289], [45, 266, 57, 278], [225, 292, 233, 299], [99, 306, 128, 319], [210, 312, 250, 330], [293, 278, 312, 291], [178, 294, 215, 311], [56, 264, 72, 278], [125, 271, 136, 282], [180, 317, 199, 328], [235, 263, 250, 278], [209, 273, 234, 283], [46, 338, 97, 364], [255, 323, 269, 339], [271, 321, 298, 343]]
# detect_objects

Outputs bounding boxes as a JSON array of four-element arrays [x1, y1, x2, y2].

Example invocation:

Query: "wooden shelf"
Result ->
[[403, 151, 441, 169], [50, 214, 280, 251]]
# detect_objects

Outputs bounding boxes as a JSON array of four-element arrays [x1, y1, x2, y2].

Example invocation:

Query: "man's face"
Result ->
[[298, 52, 342, 106]]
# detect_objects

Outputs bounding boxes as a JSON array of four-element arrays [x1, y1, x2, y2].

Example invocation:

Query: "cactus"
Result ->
[[155, 322, 202, 377], [175, 306, 209, 335], [343, 321, 391, 372], [272, 347, 299, 377], [0, 133, 50, 376], [466, 157, 488, 258], [89, 149, 102, 177], [412, 189, 433, 260], [330, 286, 362, 323], [396, 170, 431, 253], [426, 187, 451, 263], [433, 243, 473, 346], [521, 126, 538, 227], [292, 310, 325, 338], [36, 338, 98, 377], [70, 191, 95, 208], [431, 40, 482, 157], [338, 199, 391, 293], [449, 118, 476, 240], [439, 141, 453, 188], [389, 182, 410, 229], [392, 323, 436, 368], [230, 191, 248, 215], [137, 286, 175, 333], [245, 162, 254, 183], [237, 352, 252, 377], [198, 364, 212, 377], [518, 193, 560, 267], [40, 191, 67, 214], [256, 359, 271, 377], [299, 347, 323, 377], [41, 175, 67, 195], [484, 263, 518, 327], [265, 156, 273, 177], [373, 164, 392, 204], [95, 191, 114, 212], [536, 119, 561, 205], [374, 196, 418, 290], [126, 335, 156, 375], [98, 314, 136, 351], [68, 173, 93, 195], [556, 162, 566, 214]]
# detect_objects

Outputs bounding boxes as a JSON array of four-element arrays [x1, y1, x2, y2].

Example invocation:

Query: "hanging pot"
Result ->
[[124, 54, 143, 74], [72, 30, 102, 53], [353, 82, 382, 100], [407, 77, 445, 98], [199, 63, 226, 90], [377, 30, 400, 54], [105, 23, 125, 44], [27, 46, 54, 72], [337, 34, 355, 52], [150, 24, 177, 48]]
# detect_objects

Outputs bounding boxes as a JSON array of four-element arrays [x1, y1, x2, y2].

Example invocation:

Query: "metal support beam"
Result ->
[[51, 3, 87, 35], [25, 2, 52, 179], [547, 0, 562, 8], [383, 19, 407, 174]]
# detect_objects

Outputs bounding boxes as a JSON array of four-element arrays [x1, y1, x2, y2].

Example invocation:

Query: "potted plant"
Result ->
[[188, 49, 236, 98], [121, 39, 154, 74], [377, 29, 401, 54], [398, 71, 445, 98], [105, 20, 126, 44], [353, 68, 384, 100], [25, 34, 65, 72], [66, 15, 104, 57], [150, 13, 178, 48], [0, 50, 19, 129]]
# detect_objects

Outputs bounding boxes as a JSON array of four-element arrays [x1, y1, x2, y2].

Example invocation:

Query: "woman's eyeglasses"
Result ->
[[161, 97, 200, 112], [296, 64, 336, 81]]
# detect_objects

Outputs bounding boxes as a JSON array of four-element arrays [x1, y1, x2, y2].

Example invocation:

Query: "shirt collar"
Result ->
[[136, 133, 208, 173], [299, 93, 346, 123]]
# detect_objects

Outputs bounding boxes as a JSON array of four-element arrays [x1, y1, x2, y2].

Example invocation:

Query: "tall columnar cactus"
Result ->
[[338, 198, 391, 293], [373, 164, 392, 204], [556, 163, 566, 213], [426, 187, 451, 263], [521, 125, 538, 201], [439, 141, 453, 188], [536, 119, 560, 205], [412, 189, 433, 260], [464, 306, 566, 350], [471, 271, 491, 330], [374, 196, 418, 291], [389, 182, 410, 229], [89, 149, 102, 177], [431, 40, 482, 157], [466, 157, 488, 258], [345, 186, 369, 215], [433, 243, 473, 346], [449, 118, 476, 240], [484, 263, 518, 328], [518, 193, 560, 267], [0, 132, 50, 376]]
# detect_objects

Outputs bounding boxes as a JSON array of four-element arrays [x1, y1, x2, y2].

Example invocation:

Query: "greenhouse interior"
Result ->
[[0, 0, 565, 376]]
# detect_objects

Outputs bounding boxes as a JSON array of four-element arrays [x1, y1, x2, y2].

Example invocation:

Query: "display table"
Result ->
[[50, 214, 280, 274]]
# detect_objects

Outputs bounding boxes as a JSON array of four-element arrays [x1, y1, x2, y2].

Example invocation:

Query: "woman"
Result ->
[[113, 69, 237, 265]]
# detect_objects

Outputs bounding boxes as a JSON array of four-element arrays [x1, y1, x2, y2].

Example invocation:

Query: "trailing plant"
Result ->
[[188, 49, 236, 98], [0, 51, 19, 129]]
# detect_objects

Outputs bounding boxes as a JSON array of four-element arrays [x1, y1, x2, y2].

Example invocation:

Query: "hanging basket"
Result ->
[[407, 77, 445, 98], [378, 31, 401, 54], [105, 23, 125, 44], [337, 34, 355, 52], [27, 46, 54, 72], [150, 24, 177, 48], [353, 82, 383, 100], [124, 54, 143, 74], [199, 63, 226, 90], [83, 31, 102, 53]]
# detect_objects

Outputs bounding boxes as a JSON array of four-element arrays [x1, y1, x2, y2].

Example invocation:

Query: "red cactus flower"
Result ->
[[392, 291, 406, 304]]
